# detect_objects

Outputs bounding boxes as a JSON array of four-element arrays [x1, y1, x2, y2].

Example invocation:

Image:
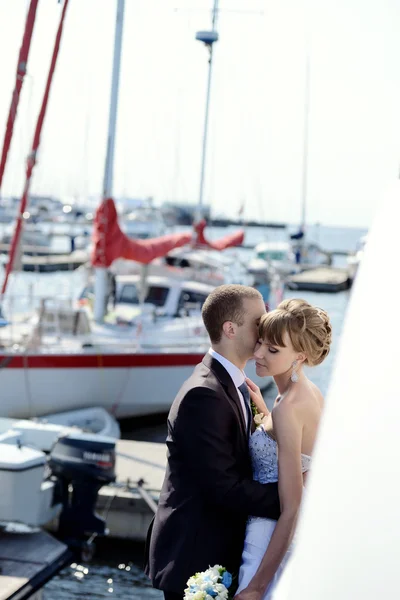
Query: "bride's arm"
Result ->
[[235, 403, 304, 599]]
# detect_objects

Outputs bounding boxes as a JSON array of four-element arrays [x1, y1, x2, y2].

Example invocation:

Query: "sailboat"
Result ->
[[0, 0, 268, 420]]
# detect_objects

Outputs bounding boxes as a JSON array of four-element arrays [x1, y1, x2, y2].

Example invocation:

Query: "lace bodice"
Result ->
[[249, 425, 311, 484]]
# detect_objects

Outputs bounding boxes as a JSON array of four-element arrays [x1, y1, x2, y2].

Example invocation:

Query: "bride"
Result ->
[[235, 298, 332, 600]]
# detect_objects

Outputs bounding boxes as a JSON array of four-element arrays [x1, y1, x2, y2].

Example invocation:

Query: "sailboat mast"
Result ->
[[300, 54, 310, 258], [195, 0, 219, 223], [93, 0, 125, 322], [102, 2, 124, 198]]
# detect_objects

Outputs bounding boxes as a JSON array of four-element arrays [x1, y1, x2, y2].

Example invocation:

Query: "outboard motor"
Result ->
[[49, 432, 116, 551]]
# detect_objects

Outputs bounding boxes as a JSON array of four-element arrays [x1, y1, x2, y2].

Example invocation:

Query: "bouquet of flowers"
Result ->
[[184, 564, 233, 599]]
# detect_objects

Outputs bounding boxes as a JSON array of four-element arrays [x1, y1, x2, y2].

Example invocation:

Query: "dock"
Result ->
[[0, 529, 70, 600], [95, 439, 166, 542], [20, 251, 88, 272], [286, 266, 351, 293], [0, 250, 88, 273], [0, 244, 69, 257]]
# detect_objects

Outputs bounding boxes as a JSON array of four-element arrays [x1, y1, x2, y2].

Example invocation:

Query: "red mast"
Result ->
[[1, 0, 70, 297], [0, 0, 40, 193]]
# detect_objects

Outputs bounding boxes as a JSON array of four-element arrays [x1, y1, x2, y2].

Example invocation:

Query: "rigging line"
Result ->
[[1, 0, 70, 298], [0, 0, 40, 195]]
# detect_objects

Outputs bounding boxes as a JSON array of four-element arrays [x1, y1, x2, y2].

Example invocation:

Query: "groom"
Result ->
[[144, 284, 281, 599]]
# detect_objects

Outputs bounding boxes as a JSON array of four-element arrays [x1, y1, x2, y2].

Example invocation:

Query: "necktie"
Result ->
[[238, 382, 253, 438]]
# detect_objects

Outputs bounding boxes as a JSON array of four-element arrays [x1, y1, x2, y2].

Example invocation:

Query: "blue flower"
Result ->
[[222, 571, 232, 588], [204, 589, 217, 598]]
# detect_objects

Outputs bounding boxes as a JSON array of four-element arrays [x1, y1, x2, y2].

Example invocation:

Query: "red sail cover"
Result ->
[[194, 219, 244, 250], [91, 198, 192, 267]]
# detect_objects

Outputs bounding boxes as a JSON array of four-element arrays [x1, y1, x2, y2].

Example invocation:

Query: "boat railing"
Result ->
[[0, 292, 209, 352], [0, 293, 87, 349]]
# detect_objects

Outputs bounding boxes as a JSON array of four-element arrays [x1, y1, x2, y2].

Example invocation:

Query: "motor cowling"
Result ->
[[49, 433, 116, 546]]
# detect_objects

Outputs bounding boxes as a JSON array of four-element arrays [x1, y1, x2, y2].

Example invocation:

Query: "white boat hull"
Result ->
[[0, 352, 268, 420]]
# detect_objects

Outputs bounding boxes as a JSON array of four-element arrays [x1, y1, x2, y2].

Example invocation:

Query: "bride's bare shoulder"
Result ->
[[274, 381, 323, 415], [307, 380, 324, 410]]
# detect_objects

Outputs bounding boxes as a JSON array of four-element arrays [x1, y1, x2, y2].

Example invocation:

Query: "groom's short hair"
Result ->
[[202, 284, 263, 343]]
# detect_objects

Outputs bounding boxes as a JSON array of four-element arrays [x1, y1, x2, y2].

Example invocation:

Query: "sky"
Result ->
[[0, 0, 400, 228]]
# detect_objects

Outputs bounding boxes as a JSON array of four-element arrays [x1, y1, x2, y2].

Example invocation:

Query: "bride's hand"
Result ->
[[245, 377, 270, 417]]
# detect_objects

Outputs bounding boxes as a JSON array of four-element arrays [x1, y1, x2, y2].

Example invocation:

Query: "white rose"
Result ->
[[203, 569, 213, 581], [200, 582, 215, 592], [209, 567, 220, 581], [254, 412, 264, 426]]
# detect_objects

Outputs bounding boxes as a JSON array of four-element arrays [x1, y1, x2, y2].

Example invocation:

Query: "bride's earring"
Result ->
[[291, 360, 299, 383]]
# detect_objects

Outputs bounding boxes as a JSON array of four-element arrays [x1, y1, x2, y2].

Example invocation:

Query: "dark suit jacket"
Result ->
[[144, 353, 280, 594]]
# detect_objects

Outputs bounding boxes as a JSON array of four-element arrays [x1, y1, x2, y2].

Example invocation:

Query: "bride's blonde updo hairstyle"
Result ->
[[259, 299, 332, 366]]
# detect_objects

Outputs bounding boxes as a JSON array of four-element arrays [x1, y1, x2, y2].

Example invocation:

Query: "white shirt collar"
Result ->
[[208, 348, 245, 389]]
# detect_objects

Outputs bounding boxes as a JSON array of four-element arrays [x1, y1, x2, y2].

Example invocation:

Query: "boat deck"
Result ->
[[287, 266, 351, 292]]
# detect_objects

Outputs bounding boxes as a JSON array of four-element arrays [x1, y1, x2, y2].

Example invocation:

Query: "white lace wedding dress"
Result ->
[[236, 425, 311, 599]]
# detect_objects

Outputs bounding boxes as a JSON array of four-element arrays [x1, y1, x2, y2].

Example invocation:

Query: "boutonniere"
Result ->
[[250, 400, 258, 417], [251, 400, 265, 427]]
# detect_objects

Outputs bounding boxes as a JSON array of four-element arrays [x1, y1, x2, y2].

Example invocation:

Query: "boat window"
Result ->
[[178, 290, 208, 311], [145, 286, 169, 307], [119, 284, 139, 304]]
